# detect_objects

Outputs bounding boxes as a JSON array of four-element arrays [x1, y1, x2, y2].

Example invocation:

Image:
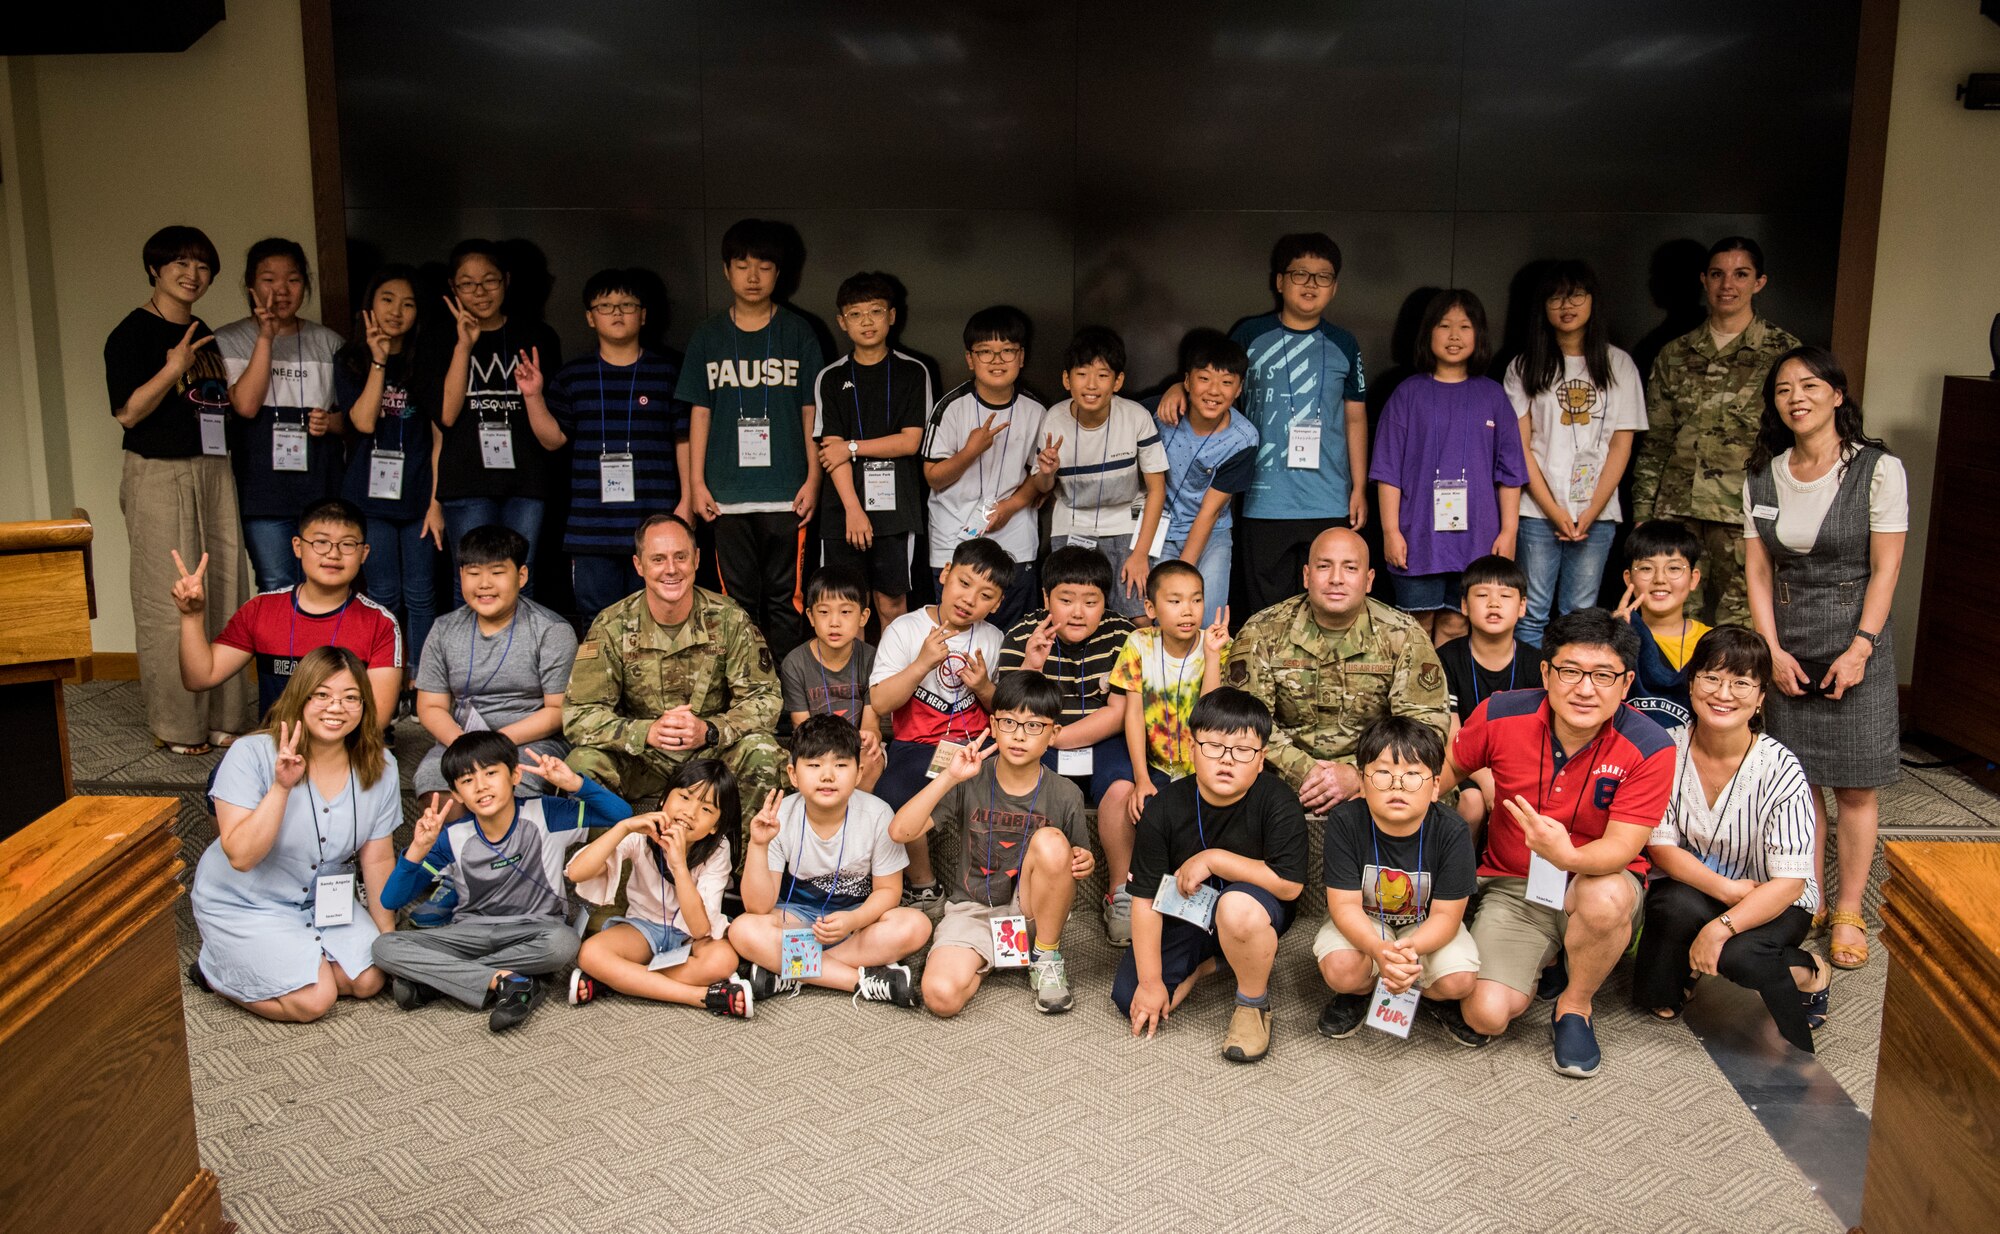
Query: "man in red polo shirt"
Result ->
[[1438, 608, 1673, 1077]]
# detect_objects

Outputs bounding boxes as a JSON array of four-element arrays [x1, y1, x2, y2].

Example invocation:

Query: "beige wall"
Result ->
[[0, 3, 318, 654], [1864, 0, 2000, 683]]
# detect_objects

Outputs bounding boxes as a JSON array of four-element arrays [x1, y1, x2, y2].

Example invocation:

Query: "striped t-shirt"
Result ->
[[998, 609, 1135, 725], [1650, 729, 1820, 912], [546, 349, 692, 555]]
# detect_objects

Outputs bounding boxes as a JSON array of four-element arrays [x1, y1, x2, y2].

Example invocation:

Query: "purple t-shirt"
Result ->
[[1369, 374, 1529, 577]]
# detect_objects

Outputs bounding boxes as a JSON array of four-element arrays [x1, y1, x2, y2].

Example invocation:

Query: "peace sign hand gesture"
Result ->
[[444, 296, 480, 351], [1022, 612, 1058, 671], [170, 550, 209, 615], [1035, 432, 1064, 476], [1203, 606, 1232, 656], [407, 792, 451, 861], [747, 790, 784, 847], [519, 747, 582, 794], [251, 287, 279, 340], [959, 648, 990, 694], [941, 733, 993, 784], [1611, 583, 1639, 623], [362, 309, 391, 363], [967, 411, 1009, 455], [165, 321, 215, 379], [513, 347, 544, 398], [272, 720, 307, 789]]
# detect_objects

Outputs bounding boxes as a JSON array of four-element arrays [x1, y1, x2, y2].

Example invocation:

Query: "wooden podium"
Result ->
[[1853, 841, 2000, 1233], [0, 796, 223, 1233], [0, 512, 95, 843], [1909, 377, 2000, 763]]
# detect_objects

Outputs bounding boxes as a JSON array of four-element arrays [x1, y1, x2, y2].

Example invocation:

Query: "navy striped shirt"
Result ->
[[547, 349, 692, 555]]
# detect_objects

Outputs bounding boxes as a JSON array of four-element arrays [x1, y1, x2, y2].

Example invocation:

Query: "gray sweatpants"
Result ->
[[371, 919, 580, 1009]]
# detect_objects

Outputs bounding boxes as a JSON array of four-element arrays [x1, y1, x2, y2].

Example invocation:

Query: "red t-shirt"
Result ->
[[1450, 689, 1674, 878], [217, 588, 403, 718]]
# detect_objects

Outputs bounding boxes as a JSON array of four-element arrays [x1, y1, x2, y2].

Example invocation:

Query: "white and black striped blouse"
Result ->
[[1649, 728, 1820, 913]]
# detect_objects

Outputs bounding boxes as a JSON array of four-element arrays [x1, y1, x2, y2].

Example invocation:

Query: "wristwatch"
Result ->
[[846, 440, 859, 463], [698, 720, 717, 751], [1855, 628, 1881, 649], [1717, 913, 1738, 935]]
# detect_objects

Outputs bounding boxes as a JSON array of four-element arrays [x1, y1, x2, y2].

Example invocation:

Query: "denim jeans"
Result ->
[[241, 516, 300, 593], [364, 515, 440, 672], [571, 553, 640, 631], [439, 496, 543, 603], [1516, 517, 1616, 647], [1154, 530, 1232, 628]]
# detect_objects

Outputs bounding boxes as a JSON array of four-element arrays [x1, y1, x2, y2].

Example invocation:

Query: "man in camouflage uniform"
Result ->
[[564, 514, 784, 813], [1226, 527, 1451, 812], [1631, 238, 1800, 627]]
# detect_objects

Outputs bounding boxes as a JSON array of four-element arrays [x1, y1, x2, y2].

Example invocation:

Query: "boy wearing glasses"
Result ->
[[889, 671, 1093, 1017], [1440, 608, 1674, 1076], [678, 218, 826, 663], [174, 497, 402, 723], [812, 271, 932, 627], [1154, 232, 1368, 614], [1613, 520, 1711, 731], [1116, 688, 1309, 1064], [925, 305, 1046, 627], [518, 269, 692, 626], [1313, 716, 1480, 1041]]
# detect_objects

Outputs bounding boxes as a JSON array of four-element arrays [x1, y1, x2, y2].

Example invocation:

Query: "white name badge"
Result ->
[[960, 504, 994, 541], [1154, 875, 1219, 932], [1066, 534, 1099, 552], [1366, 979, 1421, 1038], [600, 452, 636, 503], [647, 939, 693, 971], [989, 915, 1030, 969], [1287, 419, 1321, 469], [1433, 478, 1469, 532], [1147, 517, 1170, 560], [1525, 851, 1570, 910], [368, 448, 405, 500], [738, 416, 772, 467], [199, 411, 228, 457], [313, 873, 355, 928], [1751, 503, 1780, 521], [479, 420, 516, 469], [272, 422, 309, 472], [863, 460, 896, 511], [1056, 746, 1094, 776], [458, 702, 491, 734], [926, 739, 967, 779], [1567, 459, 1597, 507]]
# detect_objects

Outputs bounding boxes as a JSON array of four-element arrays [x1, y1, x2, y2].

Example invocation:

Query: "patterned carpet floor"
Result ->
[[66, 681, 2000, 1233]]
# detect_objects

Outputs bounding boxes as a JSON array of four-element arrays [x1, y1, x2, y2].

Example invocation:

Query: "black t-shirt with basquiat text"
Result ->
[[1321, 800, 1477, 929], [1436, 636, 1543, 723], [1127, 770, 1309, 901], [104, 308, 231, 459], [435, 321, 563, 501]]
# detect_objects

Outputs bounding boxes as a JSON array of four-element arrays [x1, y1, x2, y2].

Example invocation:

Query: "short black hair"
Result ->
[[1179, 328, 1248, 380], [1413, 288, 1492, 374], [991, 669, 1062, 723], [441, 729, 519, 786], [1062, 326, 1126, 376], [142, 225, 219, 282], [1145, 558, 1202, 602], [964, 305, 1031, 351], [298, 498, 365, 537], [1708, 235, 1766, 277], [836, 271, 900, 312], [664, 758, 741, 872], [243, 237, 312, 297], [1190, 687, 1273, 743], [721, 217, 786, 268], [950, 536, 1016, 591], [805, 565, 870, 610], [1542, 607, 1641, 673], [1625, 519, 1702, 569], [581, 268, 641, 310], [457, 525, 529, 570], [1040, 545, 1113, 598], [1357, 716, 1446, 774], [449, 239, 507, 277], [1685, 625, 1772, 693], [791, 713, 862, 764], [633, 511, 696, 555], [1270, 232, 1343, 280], [1462, 554, 1528, 594]]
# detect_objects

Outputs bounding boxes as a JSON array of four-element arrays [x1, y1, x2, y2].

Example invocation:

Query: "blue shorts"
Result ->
[[772, 898, 863, 928], [604, 917, 692, 960], [1110, 881, 1295, 1013], [1041, 733, 1136, 806], [1387, 569, 1463, 613]]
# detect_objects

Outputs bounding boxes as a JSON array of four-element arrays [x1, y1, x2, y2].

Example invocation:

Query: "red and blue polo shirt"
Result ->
[[1450, 689, 1674, 878]]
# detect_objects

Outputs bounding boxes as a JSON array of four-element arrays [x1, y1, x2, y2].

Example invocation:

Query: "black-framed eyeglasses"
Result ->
[[589, 300, 642, 317], [1284, 269, 1336, 288], [1196, 740, 1264, 763], [452, 275, 504, 293], [301, 537, 364, 557], [971, 346, 1022, 363], [992, 715, 1050, 736], [1549, 663, 1629, 689], [1545, 291, 1590, 308]]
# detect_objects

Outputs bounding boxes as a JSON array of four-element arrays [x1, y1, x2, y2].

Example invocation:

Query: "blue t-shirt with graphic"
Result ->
[[1141, 396, 1259, 547], [1230, 313, 1367, 520]]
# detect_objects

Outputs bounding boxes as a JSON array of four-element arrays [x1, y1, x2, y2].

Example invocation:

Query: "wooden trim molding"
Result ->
[[299, 0, 351, 335], [1830, 0, 1900, 398]]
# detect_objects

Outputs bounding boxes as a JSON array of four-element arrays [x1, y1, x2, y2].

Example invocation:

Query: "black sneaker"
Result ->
[[705, 974, 755, 1019], [567, 970, 597, 1006], [900, 880, 947, 917], [487, 974, 545, 1032], [1424, 998, 1492, 1048], [1317, 992, 1370, 1039], [186, 961, 211, 993], [1535, 951, 1569, 1002], [391, 976, 440, 1010], [746, 963, 800, 1001], [852, 962, 918, 1008]]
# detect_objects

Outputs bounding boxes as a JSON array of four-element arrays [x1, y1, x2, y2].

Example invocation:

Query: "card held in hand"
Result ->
[[1153, 875, 1219, 932], [780, 927, 823, 980]]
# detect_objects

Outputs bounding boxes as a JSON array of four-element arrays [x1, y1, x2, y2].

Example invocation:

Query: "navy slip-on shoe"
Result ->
[[1552, 1008, 1602, 1078]]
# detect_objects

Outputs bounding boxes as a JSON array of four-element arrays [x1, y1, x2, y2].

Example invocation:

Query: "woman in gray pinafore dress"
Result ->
[[1742, 346, 1908, 972]]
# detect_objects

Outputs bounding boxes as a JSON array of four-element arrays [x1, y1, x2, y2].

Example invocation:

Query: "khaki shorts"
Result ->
[[1470, 872, 1644, 996], [1311, 917, 1482, 986], [932, 896, 1032, 974]]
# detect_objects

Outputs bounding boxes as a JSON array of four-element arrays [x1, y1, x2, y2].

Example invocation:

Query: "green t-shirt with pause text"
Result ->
[[675, 307, 824, 510]]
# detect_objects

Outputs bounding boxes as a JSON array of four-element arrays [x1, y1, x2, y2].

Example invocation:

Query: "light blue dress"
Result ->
[[192, 735, 403, 1001]]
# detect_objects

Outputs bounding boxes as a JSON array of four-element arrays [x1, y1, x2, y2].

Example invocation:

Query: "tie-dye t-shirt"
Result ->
[[1106, 628, 1208, 778]]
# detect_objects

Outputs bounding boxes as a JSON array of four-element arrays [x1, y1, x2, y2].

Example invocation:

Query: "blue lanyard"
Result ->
[[1168, 415, 1230, 539], [1370, 812, 1426, 938], [937, 613, 973, 742], [287, 588, 351, 661], [733, 309, 773, 422], [985, 764, 1044, 903], [303, 766, 361, 874], [465, 611, 518, 702], [813, 643, 861, 725], [971, 394, 1018, 507], [781, 800, 850, 915], [1276, 328, 1330, 429], [651, 841, 685, 932], [1056, 633, 1088, 720], [1156, 632, 1198, 767], [850, 354, 891, 440], [467, 800, 571, 910], [1191, 790, 1221, 893], [597, 357, 638, 455], [1469, 652, 1518, 708]]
